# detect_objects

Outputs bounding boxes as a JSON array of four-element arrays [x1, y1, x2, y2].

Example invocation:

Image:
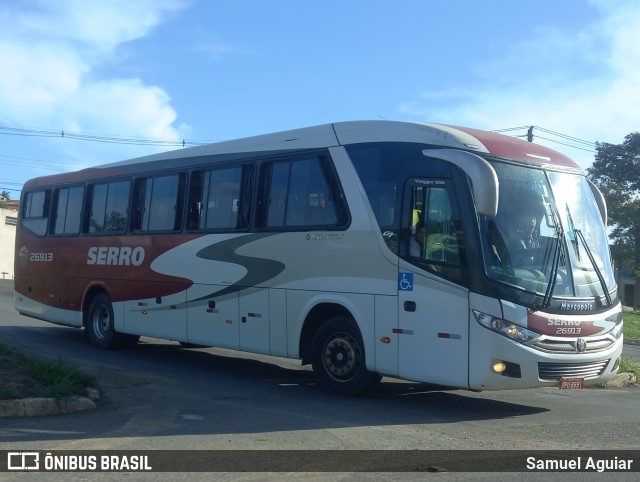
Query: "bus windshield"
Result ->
[[481, 162, 615, 302]]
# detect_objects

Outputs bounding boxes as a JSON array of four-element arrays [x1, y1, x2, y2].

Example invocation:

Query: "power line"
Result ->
[[492, 125, 637, 160], [533, 135, 597, 153], [0, 123, 219, 147], [3, 121, 625, 156], [0, 158, 86, 180], [2, 121, 635, 178]]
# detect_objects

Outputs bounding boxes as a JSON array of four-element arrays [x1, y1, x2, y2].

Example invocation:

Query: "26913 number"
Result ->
[[556, 327, 582, 335], [30, 252, 53, 262]]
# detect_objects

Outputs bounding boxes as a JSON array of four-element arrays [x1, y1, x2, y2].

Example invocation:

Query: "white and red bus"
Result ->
[[14, 121, 623, 395]]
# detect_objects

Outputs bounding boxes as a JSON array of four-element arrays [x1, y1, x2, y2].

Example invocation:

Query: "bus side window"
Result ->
[[188, 166, 248, 231], [87, 181, 130, 234], [52, 186, 83, 235], [205, 167, 243, 229], [131, 174, 184, 232], [261, 156, 343, 228], [22, 190, 51, 236]]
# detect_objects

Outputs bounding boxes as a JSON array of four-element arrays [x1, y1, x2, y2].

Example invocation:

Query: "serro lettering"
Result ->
[[547, 319, 581, 327], [87, 246, 145, 266]]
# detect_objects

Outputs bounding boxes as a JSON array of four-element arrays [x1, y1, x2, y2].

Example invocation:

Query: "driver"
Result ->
[[512, 213, 539, 250]]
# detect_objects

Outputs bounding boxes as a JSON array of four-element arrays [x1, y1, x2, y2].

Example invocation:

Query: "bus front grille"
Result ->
[[532, 337, 614, 354], [537, 359, 610, 381]]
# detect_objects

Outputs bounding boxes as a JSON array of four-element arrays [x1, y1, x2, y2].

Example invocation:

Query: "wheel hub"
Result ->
[[323, 334, 360, 380]]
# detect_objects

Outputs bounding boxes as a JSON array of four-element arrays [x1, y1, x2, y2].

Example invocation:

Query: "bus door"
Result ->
[[397, 178, 470, 388]]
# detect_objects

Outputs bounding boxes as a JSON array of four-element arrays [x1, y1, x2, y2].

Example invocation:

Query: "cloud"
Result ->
[[0, 0, 189, 163], [3, 0, 186, 53], [399, 0, 640, 169]]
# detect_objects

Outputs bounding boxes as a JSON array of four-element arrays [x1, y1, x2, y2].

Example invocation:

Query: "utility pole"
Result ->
[[527, 126, 534, 142]]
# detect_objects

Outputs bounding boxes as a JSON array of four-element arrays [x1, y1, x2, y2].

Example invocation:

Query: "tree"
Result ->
[[587, 132, 640, 310]]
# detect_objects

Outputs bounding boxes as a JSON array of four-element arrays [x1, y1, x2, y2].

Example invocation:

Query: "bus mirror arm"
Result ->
[[423, 149, 499, 217]]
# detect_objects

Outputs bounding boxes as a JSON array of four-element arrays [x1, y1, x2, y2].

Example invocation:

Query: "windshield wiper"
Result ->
[[565, 203, 612, 307], [565, 205, 581, 260], [535, 193, 565, 309], [540, 224, 564, 308], [574, 228, 613, 307]]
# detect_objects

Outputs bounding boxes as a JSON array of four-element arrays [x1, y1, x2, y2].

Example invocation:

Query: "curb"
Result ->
[[0, 388, 100, 418], [624, 338, 640, 346]]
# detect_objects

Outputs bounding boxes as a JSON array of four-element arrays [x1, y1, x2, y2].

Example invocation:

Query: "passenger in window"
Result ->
[[409, 222, 426, 257]]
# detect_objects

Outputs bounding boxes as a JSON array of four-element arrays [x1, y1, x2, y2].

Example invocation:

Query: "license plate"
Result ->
[[559, 377, 584, 389]]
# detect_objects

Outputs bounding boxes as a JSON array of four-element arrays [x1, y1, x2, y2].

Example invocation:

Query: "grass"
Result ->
[[619, 357, 640, 380], [0, 344, 96, 400], [621, 312, 640, 380], [623, 311, 640, 340]]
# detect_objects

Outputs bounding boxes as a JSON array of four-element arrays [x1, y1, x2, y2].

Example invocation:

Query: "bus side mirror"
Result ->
[[423, 149, 499, 217], [587, 179, 607, 226]]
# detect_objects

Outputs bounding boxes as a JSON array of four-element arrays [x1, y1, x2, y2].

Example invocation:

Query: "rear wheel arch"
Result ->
[[83, 288, 138, 349]]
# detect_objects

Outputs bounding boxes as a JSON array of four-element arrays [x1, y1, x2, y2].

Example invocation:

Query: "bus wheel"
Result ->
[[86, 293, 125, 350], [311, 316, 377, 396]]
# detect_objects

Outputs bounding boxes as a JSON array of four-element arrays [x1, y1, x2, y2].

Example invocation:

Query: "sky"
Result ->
[[2, 0, 640, 198]]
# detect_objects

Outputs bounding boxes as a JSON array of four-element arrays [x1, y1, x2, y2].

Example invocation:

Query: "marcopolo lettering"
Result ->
[[560, 302, 594, 312], [87, 246, 145, 266]]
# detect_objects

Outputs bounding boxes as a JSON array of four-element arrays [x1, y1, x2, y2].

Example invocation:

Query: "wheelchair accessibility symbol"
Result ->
[[398, 272, 413, 291]]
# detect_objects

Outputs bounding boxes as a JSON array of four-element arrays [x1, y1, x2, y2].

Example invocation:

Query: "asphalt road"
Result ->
[[0, 281, 638, 481]]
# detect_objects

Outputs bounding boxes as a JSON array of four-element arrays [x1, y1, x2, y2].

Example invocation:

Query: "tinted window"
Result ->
[[87, 181, 130, 233], [22, 190, 50, 236], [347, 143, 455, 231], [404, 179, 467, 285], [132, 174, 184, 232], [52, 186, 84, 235], [188, 166, 247, 230], [263, 157, 343, 228]]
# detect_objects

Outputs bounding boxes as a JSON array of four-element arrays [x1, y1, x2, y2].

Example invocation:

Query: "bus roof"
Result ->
[[24, 120, 580, 188]]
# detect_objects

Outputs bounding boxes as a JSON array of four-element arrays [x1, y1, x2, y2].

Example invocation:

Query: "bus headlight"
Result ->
[[611, 321, 623, 339], [473, 310, 540, 343]]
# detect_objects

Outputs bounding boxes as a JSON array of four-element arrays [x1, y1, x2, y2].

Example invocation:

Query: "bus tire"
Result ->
[[311, 316, 377, 396], [86, 293, 126, 350]]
